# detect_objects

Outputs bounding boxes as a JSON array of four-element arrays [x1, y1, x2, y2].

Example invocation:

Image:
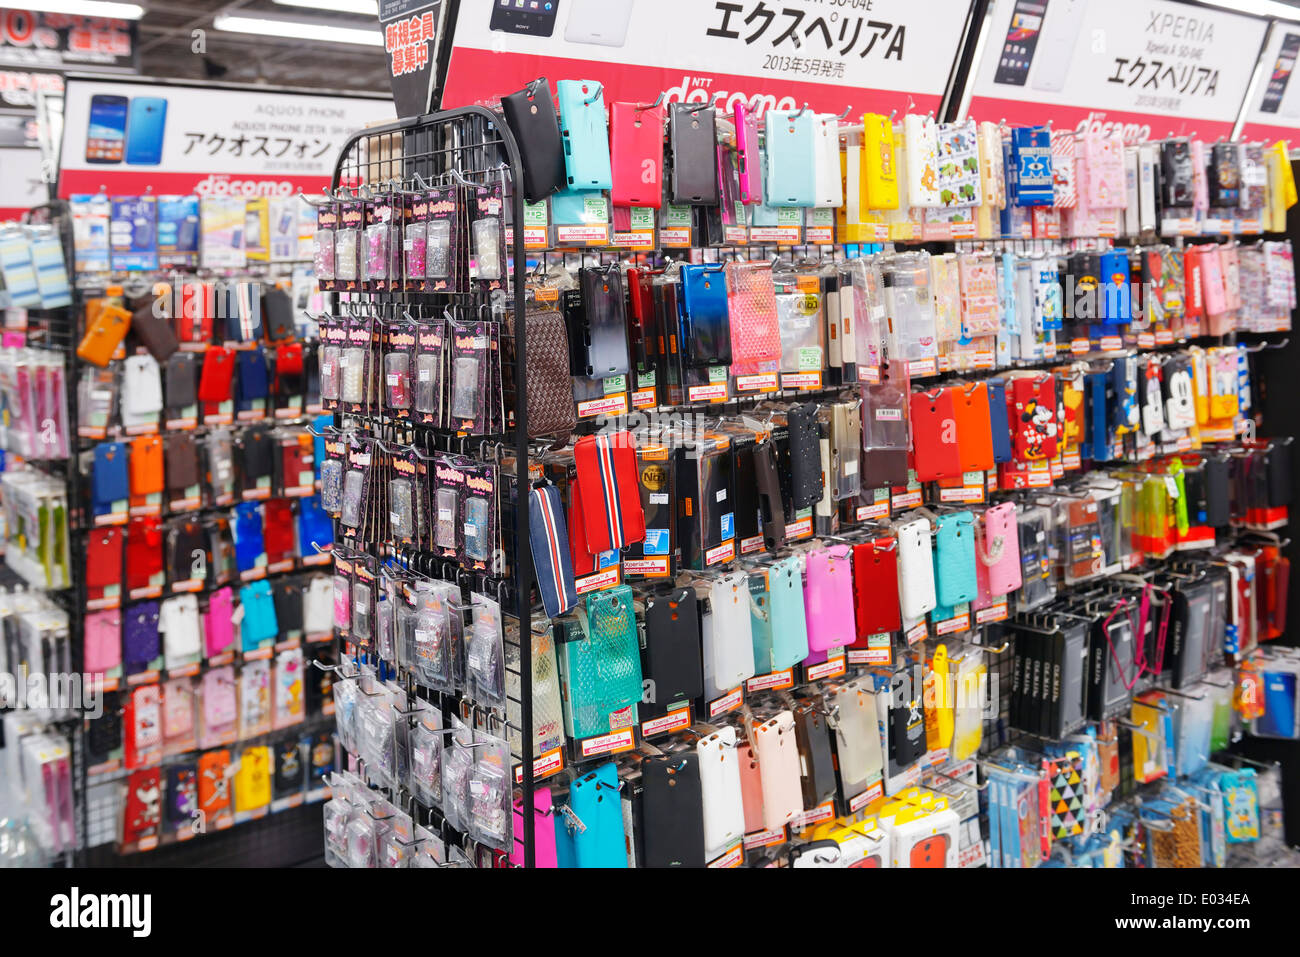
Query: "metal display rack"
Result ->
[[327, 105, 538, 865]]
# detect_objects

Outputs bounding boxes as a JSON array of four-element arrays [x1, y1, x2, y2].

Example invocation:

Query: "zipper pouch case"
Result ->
[[573, 431, 646, 553]]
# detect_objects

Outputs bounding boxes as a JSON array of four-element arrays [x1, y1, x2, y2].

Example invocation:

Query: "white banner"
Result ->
[[443, 0, 970, 117], [1240, 21, 1300, 144], [965, 0, 1268, 142], [57, 78, 394, 199]]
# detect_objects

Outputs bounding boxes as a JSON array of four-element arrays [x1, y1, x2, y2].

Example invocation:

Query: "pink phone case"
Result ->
[[510, 786, 557, 867], [755, 711, 803, 830], [739, 742, 766, 835], [981, 502, 1023, 597], [204, 587, 235, 658], [84, 609, 122, 674], [734, 103, 764, 205], [1200, 246, 1227, 318], [803, 545, 856, 652], [610, 101, 665, 208], [1219, 244, 1241, 311], [162, 677, 195, 740]]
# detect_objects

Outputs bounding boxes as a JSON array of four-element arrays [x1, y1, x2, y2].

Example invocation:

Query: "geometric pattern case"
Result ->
[[1044, 752, 1086, 840]]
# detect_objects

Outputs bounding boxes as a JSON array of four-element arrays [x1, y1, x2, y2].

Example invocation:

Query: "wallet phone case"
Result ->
[[754, 710, 803, 828], [933, 511, 978, 607], [897, 518, 938, 619], [501, 79, 568, 203], [573, 431, 646, 552], [557, 80, 613, 191], [764, 110, 818, 207], [853, 538, 902, 637], [698, 727, 746, 860], [804, 545, 856, 652], [669, 104, 719, 205]]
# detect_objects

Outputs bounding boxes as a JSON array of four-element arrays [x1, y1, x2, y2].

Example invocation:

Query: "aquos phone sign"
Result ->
[[57, 78, 394, 199], [441, 0, 969, 118], [965, 0, 1269, 144]]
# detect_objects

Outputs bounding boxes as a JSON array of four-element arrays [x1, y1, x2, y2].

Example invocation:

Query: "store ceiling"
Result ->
[[134, 0, 390, 95]]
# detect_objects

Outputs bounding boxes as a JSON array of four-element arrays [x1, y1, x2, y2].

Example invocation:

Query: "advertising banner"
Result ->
[[57, 78, 394, 199], [1239, 21, 1300, 144], [441, 0, 970, 118], [965, 0, 1268, 143], [0, 144, 44, 220], [0, 8, 137, 72]]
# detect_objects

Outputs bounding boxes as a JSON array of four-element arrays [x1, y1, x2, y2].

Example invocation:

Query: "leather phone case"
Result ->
[[669, 104, 720, 204], [754, 711, 803, 829], [131, 295, 179, 361], [910, 388, 962, 481], [640, 753, 705, 867], [897, 518, 937, 619], [804, 545, 856, 652], [787, 403, 823, 509], [501, 79, 567, 204], [610, 101, 664, 208], [853, 538, 901, 637], [933, 511, 978, 607], [643, 589, 703, 709]]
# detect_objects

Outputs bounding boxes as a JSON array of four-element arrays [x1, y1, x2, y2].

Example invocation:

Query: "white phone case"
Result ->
[[704, 574, 756, 696], [814, 114, 844, 208], [754, 710, 803, 829], [1123, 147, 1141, 237], [831, 679, 884, 799], [897, 518, 937, 619], [1138, 144, 1158, 232], [698, 727, 746, 860], [304, 577, 334, 635], [564, 0, 634, 47], [1030, 0, 1085, 92]]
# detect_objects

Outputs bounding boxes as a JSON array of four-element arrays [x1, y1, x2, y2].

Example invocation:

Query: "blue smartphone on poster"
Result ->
[[86, 94, 128, 164], [126, 97, 168, 165]]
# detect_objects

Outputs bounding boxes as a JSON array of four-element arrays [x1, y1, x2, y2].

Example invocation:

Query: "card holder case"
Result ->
[[610, 101, 664, 208], [556, 80, 613, 191], [669, 104, 720, 205], [501, 79, 568, 203]]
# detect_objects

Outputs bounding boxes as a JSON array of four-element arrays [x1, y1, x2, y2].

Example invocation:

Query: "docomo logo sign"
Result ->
[[193, 174, 297, 198], [1074, 111, 1153, 147], [661, 75, 799, 117]]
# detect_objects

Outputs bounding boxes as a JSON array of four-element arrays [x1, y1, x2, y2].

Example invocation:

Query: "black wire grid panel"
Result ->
[[329, 106, 538, 866]]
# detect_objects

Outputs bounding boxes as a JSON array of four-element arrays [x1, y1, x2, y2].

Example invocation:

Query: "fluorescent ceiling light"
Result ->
[[1200, 0, 1300, 22], [15, 0, 144, 18], [274, 0, 379, 14], [213, 13, 382, 47]]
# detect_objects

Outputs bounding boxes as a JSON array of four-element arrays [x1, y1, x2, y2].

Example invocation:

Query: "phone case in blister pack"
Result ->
[[467, 593, 506, 709]]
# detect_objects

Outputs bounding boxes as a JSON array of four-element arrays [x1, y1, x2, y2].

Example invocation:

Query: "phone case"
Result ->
[[704, 574, 756, 694], [831, 680, 884, 802], [643, 589, 704, 708], [77, 304, 131, 367], [764, 111, 818, 207], [579, 265, 631, 378], [734, 103, 765, 205], [952, 382, 995, 472], [609, 101, 664, 208], [197, 749, 231, 818], [787, 403, 823, 510], [933, 511, 978, 607], [556, 80, 613, 191], [910, 388, 962, 481], [754, 711, 803, 828], [501, 79, 567, 203], [794, 698, 837, 808], [567, 763, 626, 868], [804, 545, 856, 652], [668, 104, 720, 205], [679, 263, 731, 367], [814, 113, 843, 208], [862, 112, 899, 209], [980, 502, 1023, 597], [830, 401, 862, 500], [738, 742, 765, 834], [853, 538, 901, 637], [897, 519, 937, 619], [698, 727, 746, 860]]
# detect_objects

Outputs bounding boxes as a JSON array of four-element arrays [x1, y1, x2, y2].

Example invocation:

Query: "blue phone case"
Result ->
[[679, 264, 730, 367], [1087, 372, 1110, 462], [126, 98, 167, 165], [93, 442, 130, 506], [557, 80, 613, 191], [236, 347, 269, 402], [234, 502, 265, 573], [764, 111, 817, 207], [767, 556, 810, 670], [240, 580, 278, 648], [986, 378, 1014, 463], [568, 762, 626, 868], [933, 511, 977, 607], [1258, 670, 1297, 737], [298, 495, 333, 555], [1100, 250, 1131, 325], [1012, 126, 1053, 206]]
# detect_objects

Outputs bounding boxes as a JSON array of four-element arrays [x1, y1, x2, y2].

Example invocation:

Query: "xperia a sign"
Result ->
[[378, 0, 447, 119]]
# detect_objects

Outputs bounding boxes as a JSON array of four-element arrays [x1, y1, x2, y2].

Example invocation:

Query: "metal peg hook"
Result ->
[[794, 102, 810, 119]]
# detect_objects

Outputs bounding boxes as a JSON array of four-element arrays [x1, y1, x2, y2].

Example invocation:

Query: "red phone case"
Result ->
[[910, 387, 963, 481], [852, 538, 901, 639], [125, 516, 163, 591], [86, 528, 124, 589], [262, 499, 295, 564], [610, 102, 665, 208], [1010, 375, 1059, 462], [910, 832, 949, 868], [177, 282, 213, 344], [198, 346, 236, 402], [122, 768, 162, 844]]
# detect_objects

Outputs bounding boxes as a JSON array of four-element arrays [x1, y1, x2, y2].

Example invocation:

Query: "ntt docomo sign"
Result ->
[[57, 77, 394, 199]]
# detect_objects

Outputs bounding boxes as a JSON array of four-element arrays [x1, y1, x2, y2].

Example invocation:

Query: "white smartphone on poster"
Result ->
[[564, 0, 634, 48], [1030, 0, 1086, 93]]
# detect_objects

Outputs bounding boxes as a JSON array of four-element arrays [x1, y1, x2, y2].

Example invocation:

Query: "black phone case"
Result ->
[[1161, 140, 1192, 207], [754, 440, 787, 551], [730, 437, 761, 547], [165, 352, 197, 409], [262, 288, 295, 341], [579, 266, 631, 378], [787, 403, 823, 510], [1267, 439, 1293, 507], [639, 753, 706, 867], [643, 589, 703, 710], [669, 105, 720, 205], [794, 698, 837, 808], [273, 580, 304, 632], [501, 79, 568, 204], [699, 445, 732, 551]]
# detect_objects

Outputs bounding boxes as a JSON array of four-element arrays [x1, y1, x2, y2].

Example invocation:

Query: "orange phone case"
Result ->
[[952, 382, 995, 472], [198, 749, 232, 817], [77, 303, 132, 367], [129, 435, 165, 497]]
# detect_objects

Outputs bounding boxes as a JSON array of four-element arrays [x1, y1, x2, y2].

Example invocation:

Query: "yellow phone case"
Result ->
[[862, 112, 899, 211]]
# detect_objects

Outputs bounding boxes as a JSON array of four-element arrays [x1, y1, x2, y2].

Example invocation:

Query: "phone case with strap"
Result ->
[[980, 502, 1023, 597], [610, 101, 664, 208], [804, 545, 856, 652], [567, 763, 626, 868], [754, 711, 803, 829], [933, 511, 978, 607], [698, 727, 745, 860], [853, 538, 901, 637], [556, 80, 613, 191], [501, 78, 567, 204]]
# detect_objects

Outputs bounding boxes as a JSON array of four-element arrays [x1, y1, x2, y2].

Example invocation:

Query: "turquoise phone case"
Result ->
[[768, 556, 810, 670], [764, 111, 817, 207], [569, 762, 627, 867], [557, 80, 613, 191], [749, 573, 774, 675], [934, 511, 978, 607]]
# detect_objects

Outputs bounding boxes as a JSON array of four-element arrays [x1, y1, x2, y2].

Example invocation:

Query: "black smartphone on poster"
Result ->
[[489, 0, 560, 37], [993, 0, 1047, 87]]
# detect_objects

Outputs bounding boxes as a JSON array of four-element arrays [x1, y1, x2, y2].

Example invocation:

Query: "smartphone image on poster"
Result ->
[[993, 0, 1047, 87], [1030, 0, 1084, 92], [86, 94, 128, 164], [564, 0, 633, 47], [1261, 32, 1300, 116], [126, 97, 168, 165], [490, 0, 560, 37]]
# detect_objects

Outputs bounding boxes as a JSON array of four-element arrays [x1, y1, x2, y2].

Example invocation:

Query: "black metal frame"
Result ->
[[328, 105, 536, 866]]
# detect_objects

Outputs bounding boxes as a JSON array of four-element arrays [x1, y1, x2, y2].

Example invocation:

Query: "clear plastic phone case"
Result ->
[[435, 487, 458, 549], [390, 479, 415, 540], [426, 221, 451, 279], [404, 222, 427, 278], [340, 348, 367, 404], [363, 223, 390, 283], [334, 229, 359, 282], [472, 217, 502, 281], [320, 458, 344, 513], [333, 572, 351, 630], [415, 353, 440, 415], [319, 345, 341, 401], [384, 352, 411, 410], [467, 594, 505, 708], [352, 582, 372, 641], [313, 228, 335, 280], [341, 469, 365, 528], [451, 356, 481, 422], [464, 496, 490, 562]]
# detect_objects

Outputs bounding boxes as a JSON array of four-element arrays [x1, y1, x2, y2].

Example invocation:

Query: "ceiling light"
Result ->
[[13, 0, 144, 18], [1199, 0, 1300, 22], [213, 13, 383, 47], [273, 0, 379, 14]]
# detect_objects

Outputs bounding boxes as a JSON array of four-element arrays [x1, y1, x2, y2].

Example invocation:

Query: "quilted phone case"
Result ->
[[610, 101, 664, 208], [768, 555, 810, 670], [724, 260, 782, 375], [640, 753, 705, 867], [897, 518, 937, 620], [699, 727, 746, 860], [764, 110, 818, 207], [679, 263, 731, 367], [567, 763, 627, 868], [852, 538, 901, 637], [804, 545, 856, 652], [556, 80, 613, 190], [754, 711, 803, 829], [910, 388, 962, 481], [933, 511, 978, 607]]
